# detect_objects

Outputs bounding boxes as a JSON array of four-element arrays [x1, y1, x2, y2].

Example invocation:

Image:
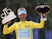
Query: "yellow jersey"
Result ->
[[3, 20, 44, 39]]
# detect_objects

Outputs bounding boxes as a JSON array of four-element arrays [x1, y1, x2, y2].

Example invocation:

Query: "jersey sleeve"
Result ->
[[3, 23, 16, 34], [30, 20, 44, 29]]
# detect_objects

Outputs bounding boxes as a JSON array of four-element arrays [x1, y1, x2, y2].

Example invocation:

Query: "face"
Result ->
[[18, 13, 27, 21]]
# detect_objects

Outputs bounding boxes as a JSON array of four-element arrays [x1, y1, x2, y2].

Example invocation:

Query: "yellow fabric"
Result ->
[[3, 20, 44, 39]]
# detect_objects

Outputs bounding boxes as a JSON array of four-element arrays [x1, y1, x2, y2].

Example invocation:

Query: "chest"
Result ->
[[18, 23, 30, 28]]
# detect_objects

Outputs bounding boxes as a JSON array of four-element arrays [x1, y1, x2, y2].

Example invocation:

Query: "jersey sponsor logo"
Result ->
[[18, 28, 30, 38]]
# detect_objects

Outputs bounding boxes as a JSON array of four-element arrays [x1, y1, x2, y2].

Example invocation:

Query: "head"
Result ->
[[17, 7, 27, 22]]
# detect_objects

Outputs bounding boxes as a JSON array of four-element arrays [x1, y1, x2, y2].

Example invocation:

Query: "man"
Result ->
[[3, 7, 45, 39]]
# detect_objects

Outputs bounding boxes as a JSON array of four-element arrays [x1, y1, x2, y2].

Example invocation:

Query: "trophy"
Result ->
[[1, 7, 17, 24], [35, 5, 51, 21]]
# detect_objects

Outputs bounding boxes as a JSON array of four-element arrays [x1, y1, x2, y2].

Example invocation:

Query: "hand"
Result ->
[[40, 13, 47, 21], [7, 21, 11, 24]]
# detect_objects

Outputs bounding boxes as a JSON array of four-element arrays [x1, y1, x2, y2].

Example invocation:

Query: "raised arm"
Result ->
[[30, 20, 44, 28], [30, 14, 46, 29], [3, 23, 16, 34]]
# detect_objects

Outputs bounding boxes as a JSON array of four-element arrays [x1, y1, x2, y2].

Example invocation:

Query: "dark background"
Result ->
[[0, 0, 52, 39]]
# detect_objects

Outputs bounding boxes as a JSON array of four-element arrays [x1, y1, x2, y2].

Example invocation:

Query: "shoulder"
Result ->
[[26, 21, 34, 23], [28, 21, 33, 22], [13, 22, 20, 24], [11, 22, 20, 26]]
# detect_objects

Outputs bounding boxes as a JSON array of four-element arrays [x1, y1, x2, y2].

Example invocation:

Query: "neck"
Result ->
[[20, 19, 26, 22]]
